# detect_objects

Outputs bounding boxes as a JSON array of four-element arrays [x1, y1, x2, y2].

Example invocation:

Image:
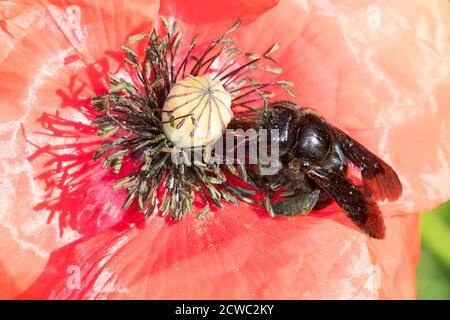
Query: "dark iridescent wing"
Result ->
[[331, 125, 402, 202], [307, 167, 386, 239]]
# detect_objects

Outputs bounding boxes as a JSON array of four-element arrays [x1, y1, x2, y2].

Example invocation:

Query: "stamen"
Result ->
[[90, 17, 293, 220]]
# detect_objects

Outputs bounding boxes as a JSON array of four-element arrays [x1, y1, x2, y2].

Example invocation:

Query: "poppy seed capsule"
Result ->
[[162, 75, 233, 148]]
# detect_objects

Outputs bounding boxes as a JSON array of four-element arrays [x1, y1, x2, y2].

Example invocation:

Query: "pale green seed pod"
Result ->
[[162, 75, 233, 148]]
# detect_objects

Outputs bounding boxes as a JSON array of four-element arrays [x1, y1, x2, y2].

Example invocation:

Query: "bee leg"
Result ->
[[271, 189, 321, 216], [311, 190, 333, 210]]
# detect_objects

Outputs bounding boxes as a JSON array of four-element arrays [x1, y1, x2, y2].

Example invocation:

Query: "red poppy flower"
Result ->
[[1, 0, 449, 299]]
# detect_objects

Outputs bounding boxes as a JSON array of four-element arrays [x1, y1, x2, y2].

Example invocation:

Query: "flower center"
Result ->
[[91, 18, 293, 220]]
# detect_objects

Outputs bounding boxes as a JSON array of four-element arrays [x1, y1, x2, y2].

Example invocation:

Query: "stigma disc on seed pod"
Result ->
[[162, 75, 233, 148]]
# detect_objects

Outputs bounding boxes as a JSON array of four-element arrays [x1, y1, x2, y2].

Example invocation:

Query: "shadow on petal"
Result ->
[[25, 56, 134, 237]]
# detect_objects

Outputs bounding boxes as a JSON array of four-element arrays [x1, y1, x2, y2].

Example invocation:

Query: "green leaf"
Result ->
[[421, 203, 450, 267]]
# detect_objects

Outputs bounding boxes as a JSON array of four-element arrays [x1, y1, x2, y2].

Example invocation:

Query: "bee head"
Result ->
[[257, 101, 300, 157]]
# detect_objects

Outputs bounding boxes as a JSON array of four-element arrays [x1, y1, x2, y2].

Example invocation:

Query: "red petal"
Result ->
[[159, 0, 279, 25], [0, 0, 159, 298], [231, 0, 450, 213], [2, 0, 449, 299], [20, 206, 419, 299], [157, 0, 280, 63]]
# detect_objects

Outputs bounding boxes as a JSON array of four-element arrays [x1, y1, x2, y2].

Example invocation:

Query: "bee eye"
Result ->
[[162, 75, 233, 148], [294, 119, 332, 163]]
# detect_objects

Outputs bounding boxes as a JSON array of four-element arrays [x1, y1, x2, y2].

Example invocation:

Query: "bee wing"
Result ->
[[331, 126, 402, 202], [307, 167, 386, 239]]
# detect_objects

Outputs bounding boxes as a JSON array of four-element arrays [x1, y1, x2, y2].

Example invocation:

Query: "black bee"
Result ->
[[240, 101, 402, 239]]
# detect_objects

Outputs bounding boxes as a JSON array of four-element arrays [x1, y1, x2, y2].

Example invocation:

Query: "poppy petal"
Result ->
[[0, 0, 159, 298], [159, 0, 279, 25], [20, 206, 419, 299], [2, 0, 449, 299], [228, 0, 450, 213]]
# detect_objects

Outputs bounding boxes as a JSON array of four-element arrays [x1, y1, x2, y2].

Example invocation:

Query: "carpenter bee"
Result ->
[[237, 101, 402, 239]]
